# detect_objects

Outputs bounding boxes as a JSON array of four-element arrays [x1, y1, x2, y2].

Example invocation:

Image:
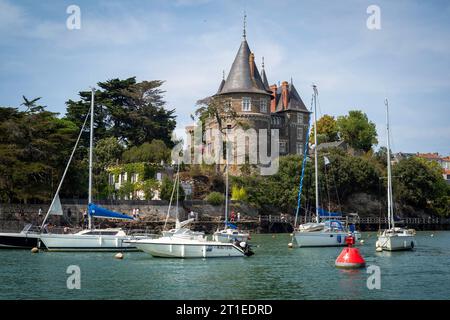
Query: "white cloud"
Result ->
[[0, 0, 25, 30]]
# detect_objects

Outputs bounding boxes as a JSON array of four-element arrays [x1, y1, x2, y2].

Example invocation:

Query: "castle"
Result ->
[[187, 27, 311, 171]]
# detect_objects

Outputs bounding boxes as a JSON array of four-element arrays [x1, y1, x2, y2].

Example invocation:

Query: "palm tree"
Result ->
[[21, 96, 45, 113]]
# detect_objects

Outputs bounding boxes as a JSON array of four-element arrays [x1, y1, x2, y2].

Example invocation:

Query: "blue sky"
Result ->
[[0, 0, 449, 155]]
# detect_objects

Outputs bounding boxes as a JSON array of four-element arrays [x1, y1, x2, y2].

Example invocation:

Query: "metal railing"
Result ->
[[258, 215, 442, 225]]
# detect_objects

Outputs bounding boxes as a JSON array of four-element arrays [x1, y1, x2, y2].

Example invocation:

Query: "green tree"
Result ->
[[65, 77, 176, 147], [160, 176, 185, 201], [310, 114, 339, 144], [337, 110, 378, 152], [122, 139, 171, 164], [92, 137, 124, 198], [20, 96, 45, 113], [393, 157, 450, 215], [141, 179, 160, 200], [0, 106, 78, 202]]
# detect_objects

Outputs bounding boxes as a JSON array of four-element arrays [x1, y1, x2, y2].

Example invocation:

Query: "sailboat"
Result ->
[[375, 99, 416, 251], [0, 196, 63, 249], [0, 224, 41, 249], [292, 85, 360, 247], [39, 88, 142, 252], [213, 156, 250, 243], [129, 162, 254, 258], [160, 162, 205, 240]]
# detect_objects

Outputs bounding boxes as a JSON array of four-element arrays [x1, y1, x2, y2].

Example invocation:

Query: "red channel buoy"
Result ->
[[335, 234, 366, 269]]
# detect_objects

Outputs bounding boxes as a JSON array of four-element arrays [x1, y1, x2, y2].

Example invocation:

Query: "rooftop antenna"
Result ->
[[243, 11, 247, 39]]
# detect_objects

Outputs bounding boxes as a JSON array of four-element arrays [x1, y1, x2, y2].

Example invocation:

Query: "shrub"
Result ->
[[206, 192, 225, 206], [231, 185, 247, 201]]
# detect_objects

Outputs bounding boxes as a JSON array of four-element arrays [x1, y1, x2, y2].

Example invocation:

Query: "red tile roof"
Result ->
[[416, 152, 442, 160]]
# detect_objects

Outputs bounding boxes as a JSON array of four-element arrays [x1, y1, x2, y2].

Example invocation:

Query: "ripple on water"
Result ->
[[0, 232, 449, 299]]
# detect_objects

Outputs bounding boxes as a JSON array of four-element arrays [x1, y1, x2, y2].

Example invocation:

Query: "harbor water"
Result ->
[[1, 231, 449, 300]]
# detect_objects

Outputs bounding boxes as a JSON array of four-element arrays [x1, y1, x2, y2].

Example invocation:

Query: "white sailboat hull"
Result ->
[[212, 228, 250, 243], [294, 230, 360, 247], [39, 233, 139, 252], [376, 234, 415, 251], [213, 233, 248, 243], [133, 238, 246, 258]]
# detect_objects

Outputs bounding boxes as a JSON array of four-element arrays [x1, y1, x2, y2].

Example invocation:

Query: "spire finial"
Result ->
[[243, 11, 247, 39], [222, 70, 225, 80], [290, 77, 293, 85], [262, 56, 265, 69]]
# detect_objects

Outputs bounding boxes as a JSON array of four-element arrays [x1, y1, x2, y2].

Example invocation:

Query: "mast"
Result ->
[[176, 164, 179, 225], [313, 85, 320, 224], [224, 129, 229, 227], [294, 102, 313, 227], [88, 87, 95, 230], [385, 98, 394, 229], [164, 161, 179, 230]]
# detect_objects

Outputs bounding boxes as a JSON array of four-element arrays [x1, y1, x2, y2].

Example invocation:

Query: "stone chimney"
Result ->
[[249, 52, 255, 79], [270, 84, 277, 113], [281, 81, 289, 109]]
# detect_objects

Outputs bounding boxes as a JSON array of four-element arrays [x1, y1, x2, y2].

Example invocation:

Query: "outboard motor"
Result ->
[[239, 241, 254, 257]]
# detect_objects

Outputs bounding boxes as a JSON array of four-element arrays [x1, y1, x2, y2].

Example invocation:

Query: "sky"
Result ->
[[0, 0, 449, 155]]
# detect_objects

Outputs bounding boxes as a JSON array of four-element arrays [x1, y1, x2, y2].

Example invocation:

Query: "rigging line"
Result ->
[[305, 157, 313, 223], [40, 108, 90, 230], [163, 161, 180, 231], [316, 90, 323, 118], [294, 96, 313, 227]]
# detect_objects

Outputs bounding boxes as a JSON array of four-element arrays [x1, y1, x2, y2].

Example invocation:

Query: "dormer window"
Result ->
[[260, 99, 267, 113], [242, 97, 251, 112]]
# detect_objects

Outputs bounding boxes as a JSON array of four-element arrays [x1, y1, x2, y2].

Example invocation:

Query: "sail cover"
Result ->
[[318, 208, 342, 217], [226, 222, 238, 229], [49, 194, 63, 215], [88, 203, 134, 220]]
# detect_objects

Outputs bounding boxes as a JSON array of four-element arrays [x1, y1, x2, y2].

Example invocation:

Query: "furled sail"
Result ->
[[226, 222, 238, 229], [88, 203, 134, 220], [49, 194, 63, 216], [318, 207, 342, 217]]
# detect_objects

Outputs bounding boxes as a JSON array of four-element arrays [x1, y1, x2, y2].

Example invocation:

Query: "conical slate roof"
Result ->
[[216, 79, 225, 94], [261, 68, 270, 91], [218, 40, 271, 96]]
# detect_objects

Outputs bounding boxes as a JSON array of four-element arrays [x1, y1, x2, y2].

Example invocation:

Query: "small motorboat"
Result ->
[[129, 228, 253, 258]]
